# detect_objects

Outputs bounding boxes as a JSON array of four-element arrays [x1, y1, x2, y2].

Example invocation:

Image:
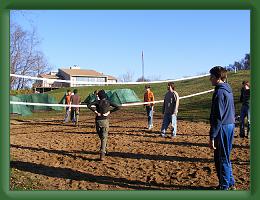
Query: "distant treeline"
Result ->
[[225, 53, 250, 71]]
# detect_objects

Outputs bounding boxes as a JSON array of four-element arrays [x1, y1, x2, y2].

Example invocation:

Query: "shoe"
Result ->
[[229, 185, 236, 190], [161, 133, 166, 138], [100, 152, 105, 161], [171, 134, 176, 138]]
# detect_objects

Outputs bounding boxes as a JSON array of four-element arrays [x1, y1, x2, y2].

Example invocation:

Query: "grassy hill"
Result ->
[[45, 70, 250, 122]]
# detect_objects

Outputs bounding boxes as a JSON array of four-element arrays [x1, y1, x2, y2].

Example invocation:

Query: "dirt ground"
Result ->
[[10, 110, 250, 190]]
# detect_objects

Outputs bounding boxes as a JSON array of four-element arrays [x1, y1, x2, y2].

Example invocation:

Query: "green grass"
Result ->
[[10, 168, 43, 190], [12, 70, 250, 122]]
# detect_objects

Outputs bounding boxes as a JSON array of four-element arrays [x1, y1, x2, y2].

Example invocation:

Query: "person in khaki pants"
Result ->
[[88, 90, 120, 161]]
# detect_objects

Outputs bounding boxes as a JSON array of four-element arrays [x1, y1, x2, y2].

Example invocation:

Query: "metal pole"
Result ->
[[142, 50, 144, 81]]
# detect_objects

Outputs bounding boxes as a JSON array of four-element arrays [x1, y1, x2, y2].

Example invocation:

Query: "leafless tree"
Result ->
[[10, 23, 50, 89], [118, 71, 134, 82]]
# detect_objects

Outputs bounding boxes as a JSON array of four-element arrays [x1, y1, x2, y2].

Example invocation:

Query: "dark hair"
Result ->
[[73, 89, 78, 94], [242, 80, 250, 86], [98, 89, 106, 100], [67, 89, 71, 93], [209, 66, 227, 81], [168, 82, 175, 90], [145, 85, 151, 89]]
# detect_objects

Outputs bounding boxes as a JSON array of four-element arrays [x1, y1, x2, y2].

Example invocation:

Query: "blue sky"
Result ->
[[11, 10, 250, 81]]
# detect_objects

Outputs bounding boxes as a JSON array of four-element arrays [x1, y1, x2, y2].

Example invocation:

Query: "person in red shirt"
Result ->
[[144, 85, 155, 130], [70, 89, 81, 127]]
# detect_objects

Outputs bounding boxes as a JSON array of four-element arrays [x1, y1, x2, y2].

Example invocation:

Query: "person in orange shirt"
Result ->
[[144, 85, 155, 130], [64, 89, 72, 123]]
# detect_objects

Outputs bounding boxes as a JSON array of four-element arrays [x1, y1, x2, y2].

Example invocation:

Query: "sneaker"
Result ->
[[100, 152, 105, 161], [171, 134, 176, 138], [229, 185, 236, 190], [161, 133, 166, 138]]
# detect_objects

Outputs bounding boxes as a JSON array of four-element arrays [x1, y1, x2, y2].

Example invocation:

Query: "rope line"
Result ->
[[10, 73, 210, 85]]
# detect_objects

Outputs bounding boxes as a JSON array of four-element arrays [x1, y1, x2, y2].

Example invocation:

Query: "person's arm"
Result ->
[[87, 101, 97, 112], [68, 97, 72, 111], [151, 92, 155, 109], [174, 91, 179, 115], [209, 91, 225, 140], [102, 101, 120, 117], [109, 101, 120, 113], [88, 101, 101, 116]]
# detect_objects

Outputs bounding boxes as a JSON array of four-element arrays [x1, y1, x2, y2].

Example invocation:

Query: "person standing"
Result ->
[[239, 80, 250, 138], [64, 89, 72, 123], [88, 89, 120, 161], [161, 82, 179, 138], [70, 89, 81, 127], [144, 85, 155, 130], [209, 66, 236, 190]]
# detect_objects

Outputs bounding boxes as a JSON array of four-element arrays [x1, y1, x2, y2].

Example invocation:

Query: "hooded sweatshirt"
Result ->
[[209, 83, 235, 140]]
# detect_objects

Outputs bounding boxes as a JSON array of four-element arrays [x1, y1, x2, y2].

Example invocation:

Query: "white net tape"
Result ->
[[10, 73, 210, 85], [10, 89, 214, 107]]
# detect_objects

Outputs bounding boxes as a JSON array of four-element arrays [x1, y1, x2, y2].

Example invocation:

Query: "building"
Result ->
[[33, 66, 118, 92]]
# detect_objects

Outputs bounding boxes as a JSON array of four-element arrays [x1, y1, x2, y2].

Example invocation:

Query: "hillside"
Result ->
[[47, 70, 250, 122]]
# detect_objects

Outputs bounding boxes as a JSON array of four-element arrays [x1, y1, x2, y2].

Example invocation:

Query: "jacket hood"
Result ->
[[216, 83, 232, 93]]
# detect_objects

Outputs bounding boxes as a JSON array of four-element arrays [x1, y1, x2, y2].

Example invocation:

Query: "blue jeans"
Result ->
[[214, 124, 235, 190], [70, 107, 79, 125], [146, 106, 153, 128], [64, 107, 70, 123], [240, 104, 250, 137], [161, 113, 177, 136]]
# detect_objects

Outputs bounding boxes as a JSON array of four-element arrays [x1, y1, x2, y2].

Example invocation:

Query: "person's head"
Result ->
[[94, 90, 100, 100], [209, 66, 227, 86], [73, 89, 78, 94], [97, 89, 106, 100], [145, 84, 151, 91], [94, 90, 99, 96], [167, 82, 175, 91], [67, 89, 71, 95], [242, 80, 250, 88]]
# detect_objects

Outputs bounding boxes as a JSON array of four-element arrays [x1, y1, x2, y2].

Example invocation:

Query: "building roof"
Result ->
[[59, 68, 105, 77], [106, 75, 117, 80], [39, 74, 60, 79]]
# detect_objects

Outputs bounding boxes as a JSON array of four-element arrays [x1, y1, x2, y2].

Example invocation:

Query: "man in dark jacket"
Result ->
[[161, 82, 179, 138], [209, 66, 236, 190], [88, 90, 120, 161], [239, 80, 250, 138]]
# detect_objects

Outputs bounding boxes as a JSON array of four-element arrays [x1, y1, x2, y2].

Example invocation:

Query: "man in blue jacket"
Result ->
[[209, 66, 236, 190]]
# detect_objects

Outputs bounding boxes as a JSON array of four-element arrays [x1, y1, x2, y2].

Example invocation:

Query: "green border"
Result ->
[[0, 0, 258, 200]]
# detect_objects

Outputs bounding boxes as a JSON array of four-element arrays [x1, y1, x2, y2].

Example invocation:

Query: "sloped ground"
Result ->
[[10, 110, 250, 190]]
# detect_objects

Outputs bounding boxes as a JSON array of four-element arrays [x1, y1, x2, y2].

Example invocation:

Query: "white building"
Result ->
[[33, 66, 117, 92]]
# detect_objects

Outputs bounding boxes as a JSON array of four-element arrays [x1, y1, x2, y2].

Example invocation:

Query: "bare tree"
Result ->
[[136, 77, 150, 82], [118, 71, 134, 82], [10, 23, 50, 89]]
